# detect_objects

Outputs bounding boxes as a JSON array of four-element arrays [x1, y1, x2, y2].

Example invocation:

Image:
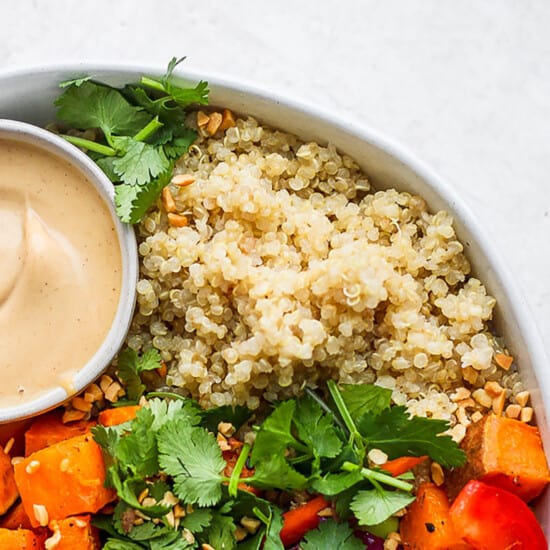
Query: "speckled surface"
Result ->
[[1, 0, 548, 349]]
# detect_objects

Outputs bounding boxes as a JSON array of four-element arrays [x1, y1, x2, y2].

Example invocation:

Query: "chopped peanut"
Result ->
[[240, 516, 261, 534], [171, 174, 196, 187], [515, 390, 531, 408], [104, 381, 123, 403], [196, 110, 210, 128], [317, 507, 333, 517], [3, 437, 14, 455], [217, 422, 235, 438], [505, 404, 521, 419], [484, 380, 504, 397], [99, 375, 114, 393], [472, 388, 492, 409], [71, 396, 92, 412], [462, 366, 478, 385], [216, 433, 231, 452], [456, 406, 471, 427], [167, 213, 188, 227], [520, 407, 534, 423], [368, 448, 388, 466], [219, 109, 236, 131], [161, 187, 177, 213], [457, 397, 475, 409], [492, 391, 506, 415], [431, 462, 445, 486], [206, 112, 223, 135], [33, 503, 49, 527], [44, 528, 62, 550], [84, 383, 103, 403], [471, 411, 484, 423], [451, 387, 471, 402], [495, 353, 514, 370], [62, 408, 86, 423]]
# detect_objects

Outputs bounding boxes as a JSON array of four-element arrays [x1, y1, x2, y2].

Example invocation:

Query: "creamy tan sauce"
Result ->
[[0, 140, 122, 407]]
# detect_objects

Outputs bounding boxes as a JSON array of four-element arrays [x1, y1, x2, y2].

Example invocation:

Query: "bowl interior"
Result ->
[[0, 64, 547, 529]]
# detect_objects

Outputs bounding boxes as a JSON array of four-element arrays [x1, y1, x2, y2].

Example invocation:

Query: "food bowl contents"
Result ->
[[0, 63, 547, 548], [0, 138, 122, 408]]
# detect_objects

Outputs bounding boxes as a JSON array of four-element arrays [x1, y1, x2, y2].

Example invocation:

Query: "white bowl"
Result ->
[[0, 64, 547, 531], [0, 117, 138, 423]]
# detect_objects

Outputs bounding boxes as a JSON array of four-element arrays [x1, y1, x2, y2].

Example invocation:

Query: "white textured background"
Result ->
[[1, 1, 549, 347]]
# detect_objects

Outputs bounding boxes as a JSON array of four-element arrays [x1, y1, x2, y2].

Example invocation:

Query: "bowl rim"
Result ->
[[0, 116, 138, 423], [0, 61, 547, 428]]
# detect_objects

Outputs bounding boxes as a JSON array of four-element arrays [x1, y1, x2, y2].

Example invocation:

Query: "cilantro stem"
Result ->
[[305, 387, 347, 434], [140, 76, 166, 93], [146, 391, 188, 401], [61, 134, 116, 156], [253, 506, 270, 525], [341, 461, 413, 492], [228, 443, 251, 498], [133, 116, 164, 142], [327, 380, 364, 453]]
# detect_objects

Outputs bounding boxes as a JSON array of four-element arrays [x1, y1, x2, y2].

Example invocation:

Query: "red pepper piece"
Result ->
[[279, 495, 330, 547], [449, 480, 547, 550]]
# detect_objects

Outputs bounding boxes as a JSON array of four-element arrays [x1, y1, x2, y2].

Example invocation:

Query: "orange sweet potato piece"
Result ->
[[14, 434, 115, 527], [0, 448, 18, 515], [400, 483, 473, 549], [98, 405, 141, 427], [25, 410, 96, 456], [0, 419, 31, 458], [0, 527, 46, 549], [447, 414, 550, 502], [0, 501, 32, 530], [48, 515, 100, 550]]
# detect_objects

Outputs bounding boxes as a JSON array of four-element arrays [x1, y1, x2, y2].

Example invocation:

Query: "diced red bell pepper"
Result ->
[[279, 495, 330, 546], [449, 480, 547, 550]]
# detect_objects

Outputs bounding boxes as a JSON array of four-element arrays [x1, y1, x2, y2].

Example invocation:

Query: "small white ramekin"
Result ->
[[0, 119, 137, 423]]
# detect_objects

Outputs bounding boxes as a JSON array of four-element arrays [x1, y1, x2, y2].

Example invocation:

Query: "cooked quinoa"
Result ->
[[125, 114, 524, 434]]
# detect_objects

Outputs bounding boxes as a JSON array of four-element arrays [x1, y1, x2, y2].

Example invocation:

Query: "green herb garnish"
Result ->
[[54, 57, 208, 223]]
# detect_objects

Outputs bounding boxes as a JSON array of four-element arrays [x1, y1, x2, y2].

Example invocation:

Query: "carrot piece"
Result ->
[[279, 495, 330, 546], [446, 413, 550, 502], [13, 434, 115, 527], [24, 410, 96, 456], [48, 515, 100, 550], [0, 501, 32, 530], [400, 483, 474, 549], [0, 448, 18, 515], [98, 405, 141, 426], [380, 455, 427, 477], [0, 527, 46, 549]]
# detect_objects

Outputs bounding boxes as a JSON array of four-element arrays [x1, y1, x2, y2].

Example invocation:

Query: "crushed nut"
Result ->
[[33, 503, 49, 527], [3, 437, 15, 455], [173, 504, 186, 519], [161, 187, 177, 213], [368, 448, 388, 466], [471, 411, 484, 423], [182, 529, 195, 545], [515, 390, 531, 408], [217, 421, 236, 438], [44, 528, 61, 549], [26, 460, 41, 474], [171, 174, 196, 187], [62, 409, 86, 423], [505, 404, 521, 419], [472, 388, 492, 409], [234, 526, 248, 542], [456, 406, 471, 427], [11, 456, 24, 466], [219, 109, 236, 131], [84, 383, 103, 403], [450, 387, 471, 402], [138, 488, 149, 504], [317, 507, 333, 517], [141, 497, 157, 508], [450, 424, 466, 443], [462, 366, 478, 385], [241, 516, 261, 534], [492, 391, 506, 415], [520, 407, 534, 423], [165, 509, 177, 528], [484, 381, 504, 397], [167, 213, 188, 227], [74, 518, 87, 528], [99, 375, 114, 393], [161, 491, 179, 507], [196, 110, 210, 128], [431, 462, 445, 486], [495, 353, 513, 370], [457, 397, 476, 410], [71, 396, 92, 412], [216, 433, 231, 451], [104, 381, 123, 403], [202, 544, 215, 550], [206, 112, 223, 135]]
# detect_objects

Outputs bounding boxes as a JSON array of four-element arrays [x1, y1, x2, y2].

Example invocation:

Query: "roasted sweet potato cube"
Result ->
[[0, 501, 32, 530], [447, 414, 550, 502], [0, 527, 46, 549], [14, 434, 115, 527], [48, 514, 100, 549], [98, 405, 140, 427], [0, 448, 18, 515]]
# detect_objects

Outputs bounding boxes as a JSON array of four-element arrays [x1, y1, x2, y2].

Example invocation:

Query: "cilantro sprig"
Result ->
[[53, 57, 208, 223], [92, 382, 465, 547]]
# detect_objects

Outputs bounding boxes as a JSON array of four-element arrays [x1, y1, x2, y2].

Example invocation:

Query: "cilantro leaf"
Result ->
[[261, 506, 284, 550], [181, 508, 213, 533], [59, 75, 93, 88], [111, 136, 170, 186], [250, 454, 308, 491], [250, 401, 301, 465], [115, 173, 169, 224], [163, 130, 197, 160], [302, 518, 363, 550], [103, 539, 143, 550], [294, 395, 342, 460], [116, 347, 162, 402], [202, 513, 236, 550], [200, 404, 252, 433], [158, 420, 226, 506], [55, 81, 151, 137], [350, 487, 414, 526], [356, 406, 466, 468], [339, 384, 392, 418], [310, 470, 363, 496], [148, 397, 201, 432]]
